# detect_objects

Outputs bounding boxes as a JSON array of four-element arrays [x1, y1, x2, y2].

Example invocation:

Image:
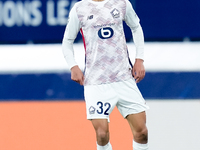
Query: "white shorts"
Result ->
[[84, 78, 149, 121]]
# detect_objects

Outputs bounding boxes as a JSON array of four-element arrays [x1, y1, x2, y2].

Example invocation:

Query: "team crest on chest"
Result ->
[[110, 8, 120, 18]]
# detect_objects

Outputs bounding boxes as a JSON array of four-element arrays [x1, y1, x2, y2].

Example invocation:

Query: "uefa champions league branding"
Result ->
[[0, 0, 77, 27]]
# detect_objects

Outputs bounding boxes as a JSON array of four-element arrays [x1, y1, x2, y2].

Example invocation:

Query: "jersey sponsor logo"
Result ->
[[98, 27, 114, 39], [110, 8, 120, 18], [94, 23, 115, 28]]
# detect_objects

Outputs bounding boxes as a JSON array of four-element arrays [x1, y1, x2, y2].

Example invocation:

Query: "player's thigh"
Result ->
[[126, 111, 147, 133], [115, 79, 149, 118]]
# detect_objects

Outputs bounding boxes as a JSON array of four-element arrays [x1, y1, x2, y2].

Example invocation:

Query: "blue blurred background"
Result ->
[[0, 0, 200, 100], [1, 0, 200, 43]]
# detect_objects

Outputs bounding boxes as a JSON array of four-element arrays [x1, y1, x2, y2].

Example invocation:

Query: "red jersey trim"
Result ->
[[80, 28, 86, 52]]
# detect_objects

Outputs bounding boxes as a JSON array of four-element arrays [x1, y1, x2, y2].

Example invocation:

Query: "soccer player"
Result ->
[[62, 0, 149, 149]]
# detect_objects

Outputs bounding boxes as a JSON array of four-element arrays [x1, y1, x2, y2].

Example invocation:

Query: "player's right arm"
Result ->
[[62, 4, 84, 85]]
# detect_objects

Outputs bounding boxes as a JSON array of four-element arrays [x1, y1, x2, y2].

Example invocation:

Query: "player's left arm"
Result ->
[[124, 0, 145, 83], [132, 59, 145, 83]]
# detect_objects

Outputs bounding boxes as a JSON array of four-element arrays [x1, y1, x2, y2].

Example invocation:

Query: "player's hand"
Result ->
[[71, 65, 84, 85], [132, 59, 145, 83]]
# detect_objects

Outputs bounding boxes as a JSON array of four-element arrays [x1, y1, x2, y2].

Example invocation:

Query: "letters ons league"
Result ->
[[0, 0, 77, 27]]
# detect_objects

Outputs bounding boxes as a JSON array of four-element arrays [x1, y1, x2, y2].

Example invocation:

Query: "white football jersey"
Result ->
[[63, 0, 143, 85]]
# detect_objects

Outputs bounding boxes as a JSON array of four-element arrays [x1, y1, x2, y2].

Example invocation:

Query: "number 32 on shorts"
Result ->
[[97, 101, 111, 115]]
